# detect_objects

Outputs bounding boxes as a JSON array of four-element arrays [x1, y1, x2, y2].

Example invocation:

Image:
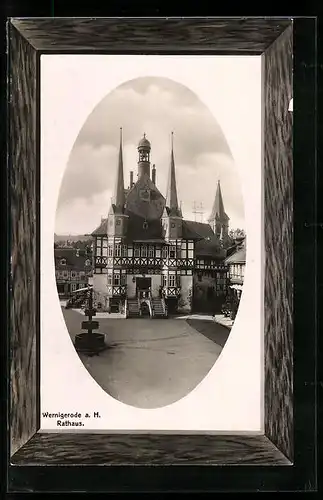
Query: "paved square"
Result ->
[[63, 308, 229, 408]]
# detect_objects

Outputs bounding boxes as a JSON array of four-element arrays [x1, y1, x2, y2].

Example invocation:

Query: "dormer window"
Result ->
[[60, 258, 66, 265]]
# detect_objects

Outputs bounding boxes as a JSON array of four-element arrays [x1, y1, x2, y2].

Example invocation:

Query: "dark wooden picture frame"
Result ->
[[7, 17, 317, 492]]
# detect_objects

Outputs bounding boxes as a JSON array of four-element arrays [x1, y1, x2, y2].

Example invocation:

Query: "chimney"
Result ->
[[130, 170, 134, 187], [152, 164, 156, 184]]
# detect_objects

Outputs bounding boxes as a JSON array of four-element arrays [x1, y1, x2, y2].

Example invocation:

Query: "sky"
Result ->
[[55, 76, 245, 235]]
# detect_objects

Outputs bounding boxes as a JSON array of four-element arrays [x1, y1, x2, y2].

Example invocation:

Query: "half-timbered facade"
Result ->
[[224, 237, 246, 300], [55, 247, 93, 298], [91, 130, 230, 316]]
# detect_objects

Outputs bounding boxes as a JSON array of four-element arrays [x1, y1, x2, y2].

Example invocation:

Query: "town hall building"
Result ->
[[90, 130, 230, 317]]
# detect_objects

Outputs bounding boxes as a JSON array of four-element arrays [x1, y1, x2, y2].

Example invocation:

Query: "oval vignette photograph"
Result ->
[[54, 75, 246, 409]]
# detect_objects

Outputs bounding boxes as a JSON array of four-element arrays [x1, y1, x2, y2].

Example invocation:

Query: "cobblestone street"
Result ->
[[63, 307, 230, 409]]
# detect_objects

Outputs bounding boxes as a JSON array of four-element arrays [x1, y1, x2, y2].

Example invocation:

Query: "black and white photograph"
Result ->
[[41, 54, 262, 431]]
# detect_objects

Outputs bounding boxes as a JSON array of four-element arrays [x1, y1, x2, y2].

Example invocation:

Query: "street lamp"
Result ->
[[74, 285, 107, 356]]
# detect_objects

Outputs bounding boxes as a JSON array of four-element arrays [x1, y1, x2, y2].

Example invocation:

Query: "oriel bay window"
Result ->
[[162, 246, 168, 258], [169, 275, 176, 287], [113, 273, 120, 286]]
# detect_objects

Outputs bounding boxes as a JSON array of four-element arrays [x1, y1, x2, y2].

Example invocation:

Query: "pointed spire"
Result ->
[[208, 179, 227, 221], [166, 132, 181, 217], [113, 127, 125, 213]]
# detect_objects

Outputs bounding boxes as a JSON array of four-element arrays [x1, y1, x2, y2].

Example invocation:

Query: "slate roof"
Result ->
[[182, 220, 214, 240], [196, 234, 226, 259], [91, 218, 108, 236], [208, 181, 229, 222], [225, 242, 246, 264], [125, 212, 164, 242], [54, 248, 92, 270]]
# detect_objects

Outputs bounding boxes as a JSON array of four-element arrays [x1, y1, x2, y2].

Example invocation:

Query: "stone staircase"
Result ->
[[151, 297, 167, 318], [126, 298, 141, 318]]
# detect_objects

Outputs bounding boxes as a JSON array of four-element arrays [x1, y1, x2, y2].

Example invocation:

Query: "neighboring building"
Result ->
[[90, 129, 230, 316], [55, 247, 93, 298], [224, 237, 246, 300]]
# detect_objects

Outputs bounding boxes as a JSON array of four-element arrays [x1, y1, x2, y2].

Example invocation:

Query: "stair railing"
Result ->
[[148, 289, 155, 317]]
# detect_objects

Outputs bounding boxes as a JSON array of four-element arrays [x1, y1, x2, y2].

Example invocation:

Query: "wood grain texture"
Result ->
[[9, 24, 38, 456], [11, 433, 290, 465], [10, 18, 291, 53], [8, 18, 294, 469], [263, 25, 293, 461]]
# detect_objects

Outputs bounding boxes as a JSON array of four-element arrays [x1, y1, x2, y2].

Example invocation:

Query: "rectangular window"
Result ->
[[102, 247, 108, 257], [162, 246, 168, 258], [169, 275, 176, 287], [141, 245, 147, 257], [107, 274, 112, 285], [134, 246, 140, 257], [96, 247, 102, 257], [148, 246, 154, 257], [123, 245, 127, 256], [120, 274, 126, 285], [102, 238, 108, 248], [107, 245, 113, 257], [188, 241, 194, 250], [71, 283, 77, 292], [113, 274, 120, 286], [181, 249, 186, 258], [188, 249, 194, 258], [128, 247, 133, 257], [169, 245, 176, 258], [155, 248, 161, 258], [162, 275, 167, 287], [115, 243, 122, 257]]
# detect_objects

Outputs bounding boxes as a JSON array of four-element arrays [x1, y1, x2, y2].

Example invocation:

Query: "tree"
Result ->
[[226, 228, 246, 248]]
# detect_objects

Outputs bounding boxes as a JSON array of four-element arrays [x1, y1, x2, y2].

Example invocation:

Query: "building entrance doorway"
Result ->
[[136, 277, 152, 298]]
